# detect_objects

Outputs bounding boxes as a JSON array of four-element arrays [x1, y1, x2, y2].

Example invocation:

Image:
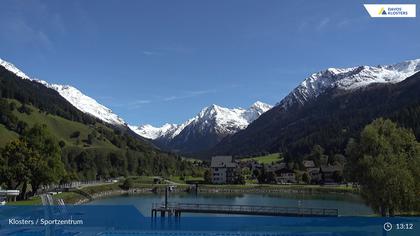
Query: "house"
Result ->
[[302, 160, 321, 183], [210, 156, 239, 184], [242, 160, 263, 179], [274, 168, 297, 184], [320, 165, 343, 183], [303, 160, 316, 169], [265, 162, 286, 173], [249, 160, 263, 172], [273, 164, 296, 184], [307, 167, 321, 184]]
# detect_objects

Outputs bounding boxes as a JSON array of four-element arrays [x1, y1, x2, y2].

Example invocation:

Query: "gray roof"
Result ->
[[211, 156, 237, 168], [265, 162, 286, 172], [276, 168, 294, 174], [307, 167, 320, 173], [320, 165, 342, 173], [303, 160, 316, 168]]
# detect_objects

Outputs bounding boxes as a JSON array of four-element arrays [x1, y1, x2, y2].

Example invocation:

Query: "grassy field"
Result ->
[[3, 175, 197, 206], [11, 100, 116, 149], [6, 196, 42, 205], [168, 176, 204, 184], [128, 175, 204, 185], [199, 183, 359, 194], [0, 99, 118, 150], [6, 176, 360, 206], [7, 191, 93, 206], [245, 179, 258, 184], [130, 176, 156, 184], [81, 183, 122, 195], [0, 123, 18, 146], [6, 184, 120, 206], [240, 153, 283, 164]]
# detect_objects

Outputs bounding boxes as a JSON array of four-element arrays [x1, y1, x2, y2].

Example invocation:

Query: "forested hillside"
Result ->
[[213, 72, 420, 160], [0, 66, 197, 186]]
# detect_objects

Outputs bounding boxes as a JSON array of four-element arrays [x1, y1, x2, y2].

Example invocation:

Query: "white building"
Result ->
[[210, 156, 238, 184], [275, 169, 297, 184], [0, 188, 20, 202]]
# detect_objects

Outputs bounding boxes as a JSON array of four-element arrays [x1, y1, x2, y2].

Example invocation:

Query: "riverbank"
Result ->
[[8, 182, 359, 205], [198, 184, 358, 194], [8, 182, 420, 216]]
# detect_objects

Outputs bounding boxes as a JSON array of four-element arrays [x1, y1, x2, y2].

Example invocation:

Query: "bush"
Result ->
[[70, 131, 81, 138], [347, 118, 420, 216], [302, 172, 311, 184], [17, 104, 32, 115], [204, 170, 212, 184], [59, 140, 66, 148], [121, 178, 134, 190]]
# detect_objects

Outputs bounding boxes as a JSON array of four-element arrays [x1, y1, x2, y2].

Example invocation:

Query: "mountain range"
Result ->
[[0, 58, 193, 179], [212, 59, 420, 158], [1, 57, 273, 154], [2, 57, 420, 159], [130, 101, 272, 153], [0, 58, 126, 127], [278, 59, 420, 109]]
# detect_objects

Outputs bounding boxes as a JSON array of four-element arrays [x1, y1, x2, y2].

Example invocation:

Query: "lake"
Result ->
[[88, 192, 374, 216]]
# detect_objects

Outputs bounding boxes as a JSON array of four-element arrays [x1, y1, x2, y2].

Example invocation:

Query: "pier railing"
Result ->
[[151, 202, 338, 217]]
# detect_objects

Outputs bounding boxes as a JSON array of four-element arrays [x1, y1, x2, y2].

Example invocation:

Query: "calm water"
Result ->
[[88, 192, 373, 216]]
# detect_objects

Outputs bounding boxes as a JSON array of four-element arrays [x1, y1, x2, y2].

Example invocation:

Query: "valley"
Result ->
[[1, 57, 420, 216]]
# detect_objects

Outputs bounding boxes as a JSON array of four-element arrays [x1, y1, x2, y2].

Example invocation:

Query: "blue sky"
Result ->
[[1, 0, 419, 126]]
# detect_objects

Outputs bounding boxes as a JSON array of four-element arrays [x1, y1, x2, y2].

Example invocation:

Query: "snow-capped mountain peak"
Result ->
[[247, 101, 273, 118], [43, 83, 126, 126], [251, 100, 272, 109], [128, 123, 177, 139], [0, 58, 30, 80], [0, 58, 126, 126], [279, 59, 420, 108], [132, 102, 272, 140]]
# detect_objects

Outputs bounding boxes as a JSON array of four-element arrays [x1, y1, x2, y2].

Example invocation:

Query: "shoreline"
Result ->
[[9, 184, 419, 216], [7, 183, 360, 205], [74, 188, 152, 204], [68, 183, 360, 205]]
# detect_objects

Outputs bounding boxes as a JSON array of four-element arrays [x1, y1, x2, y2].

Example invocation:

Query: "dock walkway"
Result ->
[[151, 202, 338, 217]]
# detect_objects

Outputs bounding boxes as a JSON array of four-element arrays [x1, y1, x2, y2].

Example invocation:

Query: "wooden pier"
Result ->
[[151, 202, 339, 217]]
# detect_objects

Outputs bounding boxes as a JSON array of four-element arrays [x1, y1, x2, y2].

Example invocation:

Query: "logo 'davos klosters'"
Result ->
[[378, 7, 387, 15], [364, 4, 416, 17]]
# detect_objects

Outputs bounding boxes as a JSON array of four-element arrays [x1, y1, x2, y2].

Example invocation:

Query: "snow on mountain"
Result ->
[[129, 123, 177, 139], [0, 58, 126, 126], [40, 82, 126, 126], [243, 101, 273, 122], [133, 101, 272, 140], [194, 102, 272, 135], [0, 58, 30, 80], [163, 119, 195, 139], [279, 59, 420, 108]]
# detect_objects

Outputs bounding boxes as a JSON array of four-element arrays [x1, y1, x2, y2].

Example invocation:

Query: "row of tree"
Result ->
[[0, 124, 65, 199], [346, 118, 420, 216], [230, 118, 420, 216], [61, 148, 199, 181], [285, 118, 420, 216], [0, 99, 31, 134], [0, 122, 200, 199]]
